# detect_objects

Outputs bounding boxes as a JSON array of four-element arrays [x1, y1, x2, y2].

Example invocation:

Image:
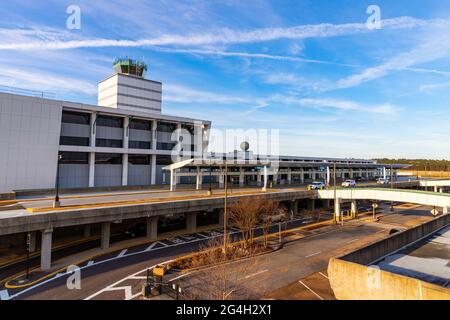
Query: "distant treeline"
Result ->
[[375, 159, 450, 171]]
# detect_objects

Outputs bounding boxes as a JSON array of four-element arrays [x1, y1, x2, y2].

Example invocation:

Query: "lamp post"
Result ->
[[208, 158, 212, 196], [26, 232, 31, 280], [390, 164, 394, 212], [223, 161, 228, 255], [333, 162, 337, 224], [53, 154, 63, 208]]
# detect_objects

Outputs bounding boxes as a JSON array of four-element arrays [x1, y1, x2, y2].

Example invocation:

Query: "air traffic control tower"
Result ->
[[98, 58, 162, 114]]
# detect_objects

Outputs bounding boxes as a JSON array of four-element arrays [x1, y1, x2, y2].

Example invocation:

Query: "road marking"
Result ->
[[157, 241, 169, 247], [376, 230, 385, 234], [196, 233, 209, 239], [127, 291, 142, 300], [346, 238, 359, 244], [144, 242, 158, 251], [0, 289, 9, 300], [117, 249, 127, 257], [318, 272, 329, 279], [129, 276, 147, 280], [305, 251, 322, 258], [298, 280, 324, 300], [86, 260, 95, 267], [244, 269, 268, 279]]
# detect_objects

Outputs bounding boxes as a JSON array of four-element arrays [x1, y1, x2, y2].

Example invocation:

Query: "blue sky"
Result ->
[[1, 0, 450, 159]]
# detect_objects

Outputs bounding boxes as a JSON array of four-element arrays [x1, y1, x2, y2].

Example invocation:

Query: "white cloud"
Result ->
[[0, 16, 439, 51], [296, 98, 399, 114]]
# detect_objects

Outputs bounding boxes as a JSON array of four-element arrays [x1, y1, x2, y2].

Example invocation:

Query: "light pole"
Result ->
[[54, 154, 63, 208], [223, 161, 228, 255], [26, 232, 31, 280], [333, 162, 337, 224], [390, 164, 394, 212], [208, 158, 212, 196]]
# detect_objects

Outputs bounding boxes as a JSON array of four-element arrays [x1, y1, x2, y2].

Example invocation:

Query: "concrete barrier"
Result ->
[[340, 213, 450, 265], [328, 258, 450, 300]]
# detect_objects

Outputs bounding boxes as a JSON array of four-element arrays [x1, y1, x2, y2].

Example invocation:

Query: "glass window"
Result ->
[[62, 111, 90, 125], [129, 155, 151, 165], [129, 119, 151, 131], [59, 152, 89, 164], [157, 121, 177, 133], [129, 140, 151, 149], [60, 136, 90, 146], [95, 153, 122, 164], [97, 115, 124, 128], [96, 138, 123, 148]]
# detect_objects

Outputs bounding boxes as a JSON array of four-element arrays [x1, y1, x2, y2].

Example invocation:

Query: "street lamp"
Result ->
[[54, 154, 63, 208], [390, 164, 394, 212], [223, 161, 228, 255], [208, 158, 212, 196]]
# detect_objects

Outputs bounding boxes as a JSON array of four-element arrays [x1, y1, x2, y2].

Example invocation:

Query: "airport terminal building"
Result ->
[[0, 59, 400, 194]]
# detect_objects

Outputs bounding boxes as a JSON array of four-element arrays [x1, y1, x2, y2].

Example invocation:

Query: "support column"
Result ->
[[219, 169, 224, 188], [122, 153, 128, 186], [257, 172, 262, 187], [218, 209, 224, 226], [440, 188, 444, 193], [383, 167, 387, 180], [334, 198, 341, 221], [287, 170, 292, 185], [88, 152, 95, 187], [262, 166, 268, 191], [170, 169, 177, 191], [90, 112, 97, 148], [151, 154, 156, 185], [434, 186, 438, 193], [307, 199, 315, 211], [83, 224, 91, 238], [196, 167, 202, 190], [123, 116, 129, 149], [146, 217, 158, 241], [290, 200, 298, 219], [186, 212, 197, 233], [40, 228, 53, 271], [326, 166, 331, 186], [152, 120, 157, 150], [443, 206, 449, 215], [28, 231, 37, 253], [323, 199, 330, 210], [300, 170, 305, 184], [239, 167, 244, 187], [101, 222, 111, 250], [351, 200, 358, 218]]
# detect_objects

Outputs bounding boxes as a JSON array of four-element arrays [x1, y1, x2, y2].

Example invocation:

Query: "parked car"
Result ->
[[377, 178, 390, 185], [341, 179, 356, 188], [307, 181, 326, 190], [124, 223, 146, 238], [355, 176, 366, 182]]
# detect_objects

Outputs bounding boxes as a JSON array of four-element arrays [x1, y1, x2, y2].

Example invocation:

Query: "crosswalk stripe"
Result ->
[[117, 249, 127, 257]]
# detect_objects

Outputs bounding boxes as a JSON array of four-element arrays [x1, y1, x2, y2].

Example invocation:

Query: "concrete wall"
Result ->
[[328, 258, 450, 300], [341, 214, 450, 265], [128, 163, 151, 186], [59, 164, 89, 189], [0, 93, 62, 193], [94, 164, 122, 187]]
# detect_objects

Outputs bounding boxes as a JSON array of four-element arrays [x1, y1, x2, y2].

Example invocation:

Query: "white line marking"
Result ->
[[86, 260, 95, 267], [128, 276, 147, 280], [196, 233, 208, 239], [298, 280, 324, 300], [127, 291, 142, 300], [318, 272, 329, 279], [346, 238, 359, 244], [244, 269, 268, 279], [305, 251, 322, 258], [169, 271, 194, 282], [157, 241, 168, 247], [117, 249, 127, 257], [0, 289, 9, 300], [144, 242, 158, 251]]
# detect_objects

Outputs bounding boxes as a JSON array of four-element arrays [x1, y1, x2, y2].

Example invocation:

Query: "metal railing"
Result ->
[[0, 85, 57, 100]]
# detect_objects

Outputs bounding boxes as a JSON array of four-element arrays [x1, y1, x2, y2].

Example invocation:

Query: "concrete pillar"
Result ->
[[262, 166, 268, 191], [218, 209, 224, 226], [300, 171, 305, 183], [88, 152, 95, 187], [152, 120, 157, 150], [287, 170, 292, 185], [311, 170, 316, 181], [383, 167, 387, 180], [434, 186, 438, 193], [40, 228, 53, 271], [122, 153, 128, 186], [219, 170, 224, 188], [326, 166, 331, 186], [150, 154, 156, 185], [170, 169, 177, 191], [123, 116, 129, 149], [323, 199, 330, 210], [90, 112, 96, 147], [443, 207, 449, 215], [239, 167, 244, 187], [307, 199, 315, 211], [334, 198, 341, 220], [101, 222, 111, 250], [186, 212, 197, 233], [196, 167, 202, 190], [28, 231, 37, 253], [290, 200, 298, 219], [146, 217, 158, 241], [351, 200, 358, 218], [83, 224, 91, 238]]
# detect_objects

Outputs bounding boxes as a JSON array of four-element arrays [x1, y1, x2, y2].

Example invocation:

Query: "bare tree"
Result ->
[[229, 197, 262, 245], [260, 200, 286, 248], [178, 238, 266, 300]]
